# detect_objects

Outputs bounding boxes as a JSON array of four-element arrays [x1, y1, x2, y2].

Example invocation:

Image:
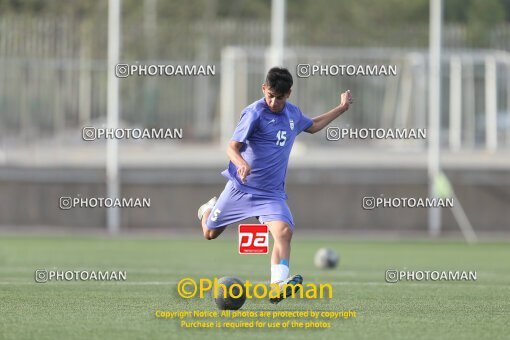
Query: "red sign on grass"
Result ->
[[238, 224, 269, 254]]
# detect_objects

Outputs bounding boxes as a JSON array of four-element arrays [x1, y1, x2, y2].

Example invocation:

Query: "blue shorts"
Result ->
[[205, 181, 295, 230]]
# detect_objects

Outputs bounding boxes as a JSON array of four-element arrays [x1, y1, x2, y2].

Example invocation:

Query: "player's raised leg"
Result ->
[[197, 197, 226, 240], [266, 220, 303, 304]]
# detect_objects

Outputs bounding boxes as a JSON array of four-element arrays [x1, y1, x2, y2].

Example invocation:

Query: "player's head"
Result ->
[[262, 67, 293, 113]]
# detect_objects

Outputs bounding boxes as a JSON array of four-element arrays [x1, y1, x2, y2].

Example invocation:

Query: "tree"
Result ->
[[467, 0, 505, 47]]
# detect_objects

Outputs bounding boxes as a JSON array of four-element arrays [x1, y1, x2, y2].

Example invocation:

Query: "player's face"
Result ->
[[262, 84, 290, 113]]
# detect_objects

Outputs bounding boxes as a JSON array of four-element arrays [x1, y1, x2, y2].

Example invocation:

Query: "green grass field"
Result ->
[[1, 234, 509, 339]]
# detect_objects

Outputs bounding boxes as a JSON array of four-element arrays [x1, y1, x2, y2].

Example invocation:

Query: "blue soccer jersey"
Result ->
[[221, 98, 313, 199]]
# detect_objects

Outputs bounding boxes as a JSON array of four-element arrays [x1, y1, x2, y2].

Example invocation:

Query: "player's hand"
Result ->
[[237, 163, 251, 184], [339, 90, 354, 111]]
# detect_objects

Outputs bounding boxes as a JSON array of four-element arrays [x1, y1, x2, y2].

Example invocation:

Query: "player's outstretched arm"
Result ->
[[226, 141, 251, 183], [305, 90, 353, 134]]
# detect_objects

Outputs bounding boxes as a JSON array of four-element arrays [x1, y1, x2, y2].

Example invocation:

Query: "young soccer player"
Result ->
[[197, 67, 353, 304]]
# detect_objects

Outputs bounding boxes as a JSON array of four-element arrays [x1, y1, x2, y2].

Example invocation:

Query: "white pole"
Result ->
[[428, 0, 442, 237], [449, 56, 462, 151], [464, 62, 476, 148], [397, 57, 414, 129], [507, 58, 510, 144], [485, 56, 497, 152], [107, 0, 121, 234], [220, 48, 236, 146], [507, 59, 510, 144], [220, 48, 247, 146], [268, 0, 285, 68]]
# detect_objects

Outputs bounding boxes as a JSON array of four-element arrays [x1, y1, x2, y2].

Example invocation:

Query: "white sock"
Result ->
[[271, 264, 289, 283]]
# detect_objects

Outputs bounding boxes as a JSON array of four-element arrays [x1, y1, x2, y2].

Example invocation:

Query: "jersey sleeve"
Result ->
[[231, 109, 259, 143], [296, 108, 313, 134]]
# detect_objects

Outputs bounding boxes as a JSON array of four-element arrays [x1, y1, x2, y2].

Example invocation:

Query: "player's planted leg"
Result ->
[[266, 220, 303, 304], [197, 197, 226, 240]]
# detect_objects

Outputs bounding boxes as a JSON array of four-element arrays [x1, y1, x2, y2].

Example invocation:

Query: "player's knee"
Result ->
[[277, 224, 293, 242], [203, 228, 220, 240], [203, 231, 216, 240]]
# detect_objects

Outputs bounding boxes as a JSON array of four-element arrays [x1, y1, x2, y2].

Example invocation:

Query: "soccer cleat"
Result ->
[[269, 274, 303, 304], [197, 196, 217, 221]]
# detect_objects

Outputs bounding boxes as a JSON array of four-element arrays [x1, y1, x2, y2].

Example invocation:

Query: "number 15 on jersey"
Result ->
[[276, 130, 286, 146]]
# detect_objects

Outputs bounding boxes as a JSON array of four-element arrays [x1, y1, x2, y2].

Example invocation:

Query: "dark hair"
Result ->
[[264, 67, 293, 95]]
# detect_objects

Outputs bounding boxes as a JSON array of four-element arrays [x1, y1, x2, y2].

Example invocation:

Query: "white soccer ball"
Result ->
[[314, 248, 339, 269]]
